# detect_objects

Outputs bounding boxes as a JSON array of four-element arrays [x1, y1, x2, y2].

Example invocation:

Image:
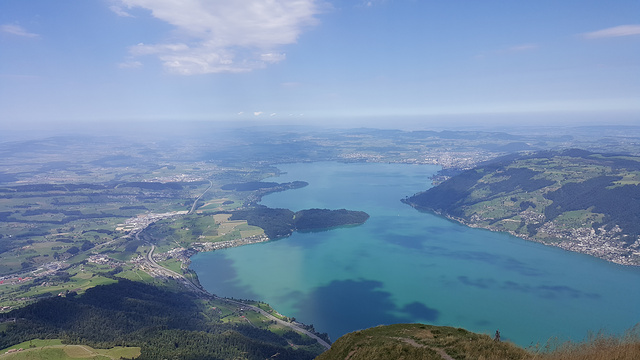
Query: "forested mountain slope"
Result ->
[[0, 280, 322, 360], [405, 150, 640, 266]]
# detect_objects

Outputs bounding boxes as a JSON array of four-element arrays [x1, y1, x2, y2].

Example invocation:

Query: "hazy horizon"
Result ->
[[1, 1, 638, 129]]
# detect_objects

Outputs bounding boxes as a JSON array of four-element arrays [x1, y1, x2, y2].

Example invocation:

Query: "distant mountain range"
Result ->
[[404, 149, 640, 266]]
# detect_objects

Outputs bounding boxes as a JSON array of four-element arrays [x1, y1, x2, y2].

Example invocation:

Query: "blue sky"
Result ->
[[1, 0, 639, 129]]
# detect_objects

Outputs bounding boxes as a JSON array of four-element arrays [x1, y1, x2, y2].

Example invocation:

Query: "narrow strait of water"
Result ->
[[190, 162, 640, 346]]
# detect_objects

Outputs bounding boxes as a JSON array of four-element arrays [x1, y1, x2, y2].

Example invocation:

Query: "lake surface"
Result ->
[[190, 162, 640, 346]]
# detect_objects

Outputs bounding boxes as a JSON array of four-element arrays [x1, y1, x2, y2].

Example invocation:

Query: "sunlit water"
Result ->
[[190, 162, 640, 346]]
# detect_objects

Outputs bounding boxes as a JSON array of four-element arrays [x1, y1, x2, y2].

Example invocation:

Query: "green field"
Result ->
[[140, 213, 264, 249], [0, 263, 119, 309], [1, 339, 141, 359]]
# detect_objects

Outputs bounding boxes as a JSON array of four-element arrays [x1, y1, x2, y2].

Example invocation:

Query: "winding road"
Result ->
[[143, 245, 207, 294], [221, 297, 332, 350]]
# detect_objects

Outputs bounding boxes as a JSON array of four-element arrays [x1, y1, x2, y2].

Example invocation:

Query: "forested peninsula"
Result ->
[[229, 207, 370, 238], [221, 181, 309, 206], [404, 149, 640, 266]]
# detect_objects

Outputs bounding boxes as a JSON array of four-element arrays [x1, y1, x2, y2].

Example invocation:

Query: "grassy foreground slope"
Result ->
[[316, 323, 640, 360], [315, 324, 529, 360], [405, 150, 640, 266], [1, 339, 141, 360]]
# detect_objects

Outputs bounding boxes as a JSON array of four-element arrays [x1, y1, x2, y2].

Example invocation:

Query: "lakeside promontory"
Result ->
[[230, 207, 370, 239], [404, 149, 640, 266]]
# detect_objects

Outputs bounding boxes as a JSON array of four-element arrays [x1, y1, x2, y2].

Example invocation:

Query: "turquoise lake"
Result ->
[[190, 162, 640, 346]]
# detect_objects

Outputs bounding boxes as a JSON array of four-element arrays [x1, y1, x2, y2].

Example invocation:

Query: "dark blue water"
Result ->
[[190, 162, 640, 346]]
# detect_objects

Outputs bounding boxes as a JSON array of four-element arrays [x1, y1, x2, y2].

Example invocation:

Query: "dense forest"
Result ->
[[294, 209, 370, 232], [229, 206, 369, 238], [230, 207, 295, 238], [0, 280, 320, 360]]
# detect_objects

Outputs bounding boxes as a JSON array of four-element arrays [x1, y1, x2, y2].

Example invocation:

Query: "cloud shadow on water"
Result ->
[[456, 275, 601, 300], [420, 246, 544, 277], [458, 276, 496, 289], [385, 235, 425, 250], [292, 279, 439, 342], [502, 281, 601, 300], [400, 302, 439, 321]]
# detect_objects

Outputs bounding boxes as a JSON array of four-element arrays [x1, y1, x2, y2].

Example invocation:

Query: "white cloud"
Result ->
[[117, 0, 323, 74], [0, 24, 39, 38], [109, 5, 134, 17], [254, 111, 263, 116], [583, 24, 640, 39], [358, 0, 385, 7], [260, 52, 286, 63], [130, 43, 191, 56]]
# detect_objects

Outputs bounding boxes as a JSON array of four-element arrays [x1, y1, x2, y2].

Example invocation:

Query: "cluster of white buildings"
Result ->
[[116, 211, 188, 232]]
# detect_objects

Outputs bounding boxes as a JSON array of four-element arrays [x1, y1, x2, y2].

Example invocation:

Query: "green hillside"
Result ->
[[315, 323, 529, 360], [405, 150, 640, 266], [0, 339, 141, 360], [0, 280, 323, 360], [315, 323, 640, 360]]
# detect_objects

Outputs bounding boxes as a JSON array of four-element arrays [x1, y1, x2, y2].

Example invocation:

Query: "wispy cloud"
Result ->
[[358, 0, 386, 7], [0, 24, 39, 38], [117, 0, 324, 75], [583, 24, 640, 39], [109, 5, 135, 18]]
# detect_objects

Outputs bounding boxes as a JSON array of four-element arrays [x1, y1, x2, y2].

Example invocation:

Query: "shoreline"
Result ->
[[403, 201, 640, 267], [145, 238, 332, 349]]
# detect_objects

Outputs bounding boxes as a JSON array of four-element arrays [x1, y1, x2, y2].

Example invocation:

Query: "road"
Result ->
[[142, 245, 208, 295], [220, 297, 332, 350], [188, 180, 213, 214]]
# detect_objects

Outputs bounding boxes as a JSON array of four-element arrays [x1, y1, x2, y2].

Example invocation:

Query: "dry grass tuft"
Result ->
[[535, 326, 640, 360]]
